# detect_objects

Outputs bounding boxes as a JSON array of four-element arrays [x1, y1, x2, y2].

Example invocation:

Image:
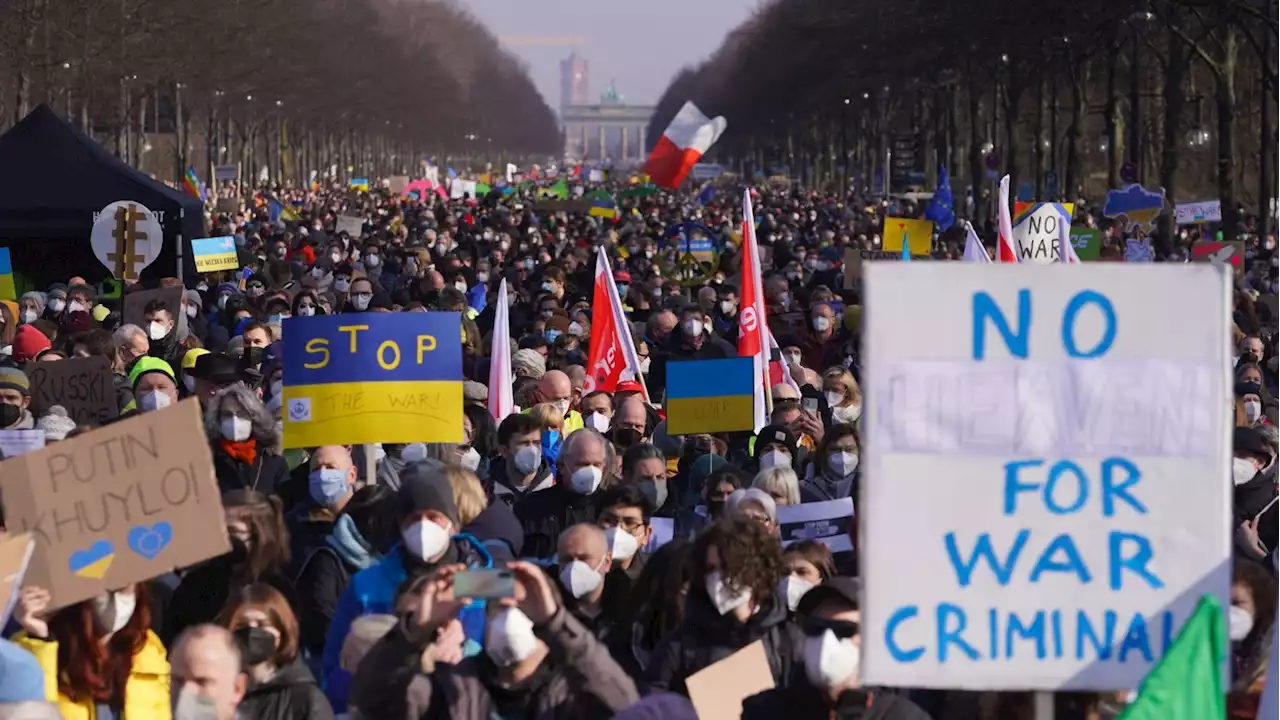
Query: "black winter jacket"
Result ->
[[238, 658, 334, 720]]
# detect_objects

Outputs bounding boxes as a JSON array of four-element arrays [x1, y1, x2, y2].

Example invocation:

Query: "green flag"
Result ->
[[1117, 595, 1225, 720], [536, 179, 568, 200]]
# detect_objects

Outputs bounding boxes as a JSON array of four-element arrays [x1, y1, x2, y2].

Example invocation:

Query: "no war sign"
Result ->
[[282, 312, 464, 448], [860, 263, 1232, 691]]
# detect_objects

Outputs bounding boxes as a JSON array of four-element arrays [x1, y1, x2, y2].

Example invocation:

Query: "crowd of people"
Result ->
[[0, 174, 1275, 720]]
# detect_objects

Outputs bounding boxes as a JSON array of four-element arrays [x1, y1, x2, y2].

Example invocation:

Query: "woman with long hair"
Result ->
[[821, 366, 863, 426], [607, 537, 695, 680], [12, 582, 170, 719], [219, 584, 333, 720], [165, 490, 297, 646], [206, 384, 291, 496]]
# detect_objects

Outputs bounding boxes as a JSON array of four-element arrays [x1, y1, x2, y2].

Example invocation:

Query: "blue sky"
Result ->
[[461, 0, 759, 109]]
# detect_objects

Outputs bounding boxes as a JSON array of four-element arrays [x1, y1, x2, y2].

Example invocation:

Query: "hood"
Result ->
[[247, 658, 319, 694], [682, 583, 788, 646], [489, 455, 555, 497], [462, 501, 525, 559]]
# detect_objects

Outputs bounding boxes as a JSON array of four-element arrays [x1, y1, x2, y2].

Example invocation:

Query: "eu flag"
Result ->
[[924, 165, 956, 232]]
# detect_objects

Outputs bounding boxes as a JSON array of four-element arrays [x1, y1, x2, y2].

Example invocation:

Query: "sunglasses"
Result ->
[[802, 617, 859, 639]]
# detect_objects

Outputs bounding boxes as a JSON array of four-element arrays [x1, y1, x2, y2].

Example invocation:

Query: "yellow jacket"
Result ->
[[13, 629, 171, 720]]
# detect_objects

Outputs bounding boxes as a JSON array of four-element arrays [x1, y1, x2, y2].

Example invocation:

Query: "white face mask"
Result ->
[[705, 571, 752, 616], [828, 451, 859, 477], [365, 254, 380, 268], [780, 575, 815, 612], [812, 316, 831, 333], [720, 300, 736, 314], [803, 629, 860, 689], [1244, 400, 1262, 424], [486, 607, 539, 666], [334, 278, 351, 292], [477, 272, 490, 284], [48, 298, 65, 313], [760, 450, 791, 470], [91, 591, 137, 635], [552, 399, 571, 418], [218, 295, 230, 310], [569, 465, 603, 494], [351, 293, 372, 311], [784, 351, 802, 366], [297, 305, 316, 317], [831, 402, 862, 425], [682, 318, 704, 337], [400, 443, 428, 463], [20, 309, 36, 324], [148, 321, 170, 341], [68, 300, 86, 314], [196, 283, 209, 292], [513, 445, 541, 475], [1229, 604, 1254, 641], [459, 446, 481, 472], [1234, 457, 1259, 486], [454, 281, 467, 293], [558, 558, 604, 599], [221, 415, 252, 442], [185, 304, 197, 318], [824, 391, 844, 408], [139, 390, 172, 411], [585, 412, 611, 432], [605, 526, 639, 561], [402, 519, 451, 561]]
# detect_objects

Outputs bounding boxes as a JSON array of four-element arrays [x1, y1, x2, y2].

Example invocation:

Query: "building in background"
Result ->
[[561, 71, 654, 166], [560, 53, 590, 110]]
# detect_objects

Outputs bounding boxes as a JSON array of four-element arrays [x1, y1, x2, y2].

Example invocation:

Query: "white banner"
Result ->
[[861, 263, 1232, 692], [1174, 200, 1222, 225], [777, 497, 853, 552], [1012, 203, 1072, 263]]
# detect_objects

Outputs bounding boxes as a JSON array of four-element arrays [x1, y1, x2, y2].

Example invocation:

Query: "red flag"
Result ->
[[585, 248, 648, 399], [738, 190, 770, 431]]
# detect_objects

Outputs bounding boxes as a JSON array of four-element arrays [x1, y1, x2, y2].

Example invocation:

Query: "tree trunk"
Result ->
[[968, 83, 986, 224], [1065, 58, 1086, 201], [1157, 24, 1188, 257], [1214, 24, 1239, 243], [1104, 39, 1121, 189], [1034, 78, 1045, 199], [1260, 30, 1274, 240], [1003, 68, 1024, 194]]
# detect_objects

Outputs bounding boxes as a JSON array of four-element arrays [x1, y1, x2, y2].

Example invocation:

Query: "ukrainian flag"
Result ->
[[586, 190, 618, 219], [350, 177, 370, 191], [665, 357, 756, 435], [0, 248, 15, 301]]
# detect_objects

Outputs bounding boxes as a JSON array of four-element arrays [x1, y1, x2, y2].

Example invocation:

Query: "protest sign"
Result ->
[[335, 215, 364, 237], [665, 358, 755, 435], [282, 312, 464, 447], [1102, 184, 1165, 238], [213, 164, 239, 182], [191, 236, 240, 272], [777, 497, 853, 552], [0, 532, 35, 628], [0, 430, 44, 459], [843, 247, 908, 282], [881, 217, 933, 256], [1068, 227, 1101, 261], [387, 175, 410, 194], [214, 197, 239, 214], [0, 400, 229, 609], [0, 247, 15, 300], [1190, 241, 1245, 273], [1012, 202, 1075, 262], [860, 263, 1232, 691], [686, 640, 775, 720], [90, 201, 163, 282], [123, 286, 184, 329], [641, 517, 676, 553], [1123, 237, 1155, 263], [28, 356, 118, 427], [1175, 200, 1222, 225]]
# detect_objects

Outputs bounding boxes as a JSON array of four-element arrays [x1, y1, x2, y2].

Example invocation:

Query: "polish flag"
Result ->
[[585, 247, 649, 400], [488, 279, 515, 422], [996, 175, 1021, 263], [1058, 210, 1082, 264], [642, 101, 728, 189], [963, 221, 992, 263], [766, 328, 801, 392], [738, 190, 771, 432]]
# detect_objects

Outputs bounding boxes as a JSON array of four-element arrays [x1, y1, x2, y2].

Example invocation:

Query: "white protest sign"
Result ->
[[451, 180, 477, 199], [90, 201, 163, 281], [777, 497, 853, 552], [335, 215, 364, 237], [860, 263, 1232, 692], [1174, 200, 1222, 225], [1012, 203, 1073, 263], [0, 430, 44, 459]]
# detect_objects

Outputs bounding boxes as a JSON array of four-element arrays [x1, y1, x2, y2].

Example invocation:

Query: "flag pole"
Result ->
[[1033, 692, 1054, 720]]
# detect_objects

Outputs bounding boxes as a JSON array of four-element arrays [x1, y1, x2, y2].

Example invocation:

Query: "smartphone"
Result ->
[[452, 568, 516, 599], [802, 397, 819, 414]]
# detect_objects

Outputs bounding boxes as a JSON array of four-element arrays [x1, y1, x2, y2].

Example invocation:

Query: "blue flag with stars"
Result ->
[[924, 165, 956, 232]]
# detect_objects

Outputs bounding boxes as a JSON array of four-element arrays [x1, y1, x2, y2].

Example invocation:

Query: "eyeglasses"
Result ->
[[802, 617, 859, 639], [598, 514, 646, 532]]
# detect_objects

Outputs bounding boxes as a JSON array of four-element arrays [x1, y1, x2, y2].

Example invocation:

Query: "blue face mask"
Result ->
[[309, 468, 351, 507], [617, 283, 629, 297], [233, 317, 251, 337], [546, 329, 562, 343]]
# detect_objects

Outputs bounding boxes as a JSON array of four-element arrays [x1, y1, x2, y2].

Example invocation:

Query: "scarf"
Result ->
[[326, 514, 379, 570], [220, 437, 258, 466]]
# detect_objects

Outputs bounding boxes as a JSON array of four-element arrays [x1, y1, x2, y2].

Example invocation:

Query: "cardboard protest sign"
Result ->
[[0, 430, 44, 459], [1012, 202, 1074, 262], [282, 312, 464, 447], [192, 236, 240, 273], [213, 165, 239, 182], [777, 497, 853, 552], [881, 217, 933, 257], [1102, 183, 1165, 238], [28, 356, 119, 427], [1068, 227, 1101, 261], [387, 175, 410, 194], [214, 198, 239, 214], [335, 215, 364, 236], [123, 286, 184, 329], [665, 358, 755, 435], [860, 262, 1231, 691], [0, 400, 229, 609], [0, 532, 35, 628], [1191, 241, 1246, 274], [686, 640, 775, 720], [1175, 200, 1222, 225], [843, 247, 906, 282]]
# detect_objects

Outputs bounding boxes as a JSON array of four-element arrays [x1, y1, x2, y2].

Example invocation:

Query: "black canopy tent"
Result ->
[[0, 104, 202, 292]]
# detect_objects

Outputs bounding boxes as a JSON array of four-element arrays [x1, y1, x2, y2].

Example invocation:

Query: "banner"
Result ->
[[0, 400, 229, 609], [860, 263, 1232, 691], [1068, 227, 1102, 261], [213, 164, 239, 182], [777, 497, 853, 552], [881, 217, 933, 257], [1174, 200, 1222, 225], [282, 312, 464, 447], [665, 358, 755, 435], [0, 430, 43, 459], [191, 236, 240, 273], [1190, 241, 1245, 273], [28, 356, 119, 427], [1012, 202, 1075, 262], [335, 215, 364, 237]]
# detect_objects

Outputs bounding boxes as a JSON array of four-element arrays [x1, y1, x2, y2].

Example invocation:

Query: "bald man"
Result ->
[[614, 396, 649, 442], [170, 625, 246, 720], [535, 369, 584, 436], [771, 382, 801, 404], [557, 523, 615, 635], [564, 365, 587, 411]]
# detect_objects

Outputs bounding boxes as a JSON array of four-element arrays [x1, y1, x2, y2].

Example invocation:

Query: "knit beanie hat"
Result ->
[[128, 356, 176, 389], [512, 348, 547, 379], [0, 366, 30, 396], [12, 325, 52, 363], [36, 405, 77, 441], [398, 459, 459, 527]]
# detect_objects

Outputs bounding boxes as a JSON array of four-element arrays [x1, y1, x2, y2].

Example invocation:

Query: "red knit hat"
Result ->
[[13, 325, 52, 363]]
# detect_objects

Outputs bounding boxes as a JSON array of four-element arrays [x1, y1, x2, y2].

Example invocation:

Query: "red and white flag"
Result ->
[[488, 279, 515, 422], [585, 247, 649, 400], [996, 175, 1021, 263], [766, 328, 801, 392], [738, 190, 771, 432], [642, 101, 728, 189]]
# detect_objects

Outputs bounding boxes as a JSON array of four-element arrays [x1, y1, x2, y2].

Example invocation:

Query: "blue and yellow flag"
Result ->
[[349, 177, 370, 191], [0, 248, 15, 301], [881, 217, 933, 257], [665, 357, 756, 435], [191, 236, 240, 273], [585, 189, 618, 219], [281, 313, 464, 447], [923, 165, 956, 231]]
